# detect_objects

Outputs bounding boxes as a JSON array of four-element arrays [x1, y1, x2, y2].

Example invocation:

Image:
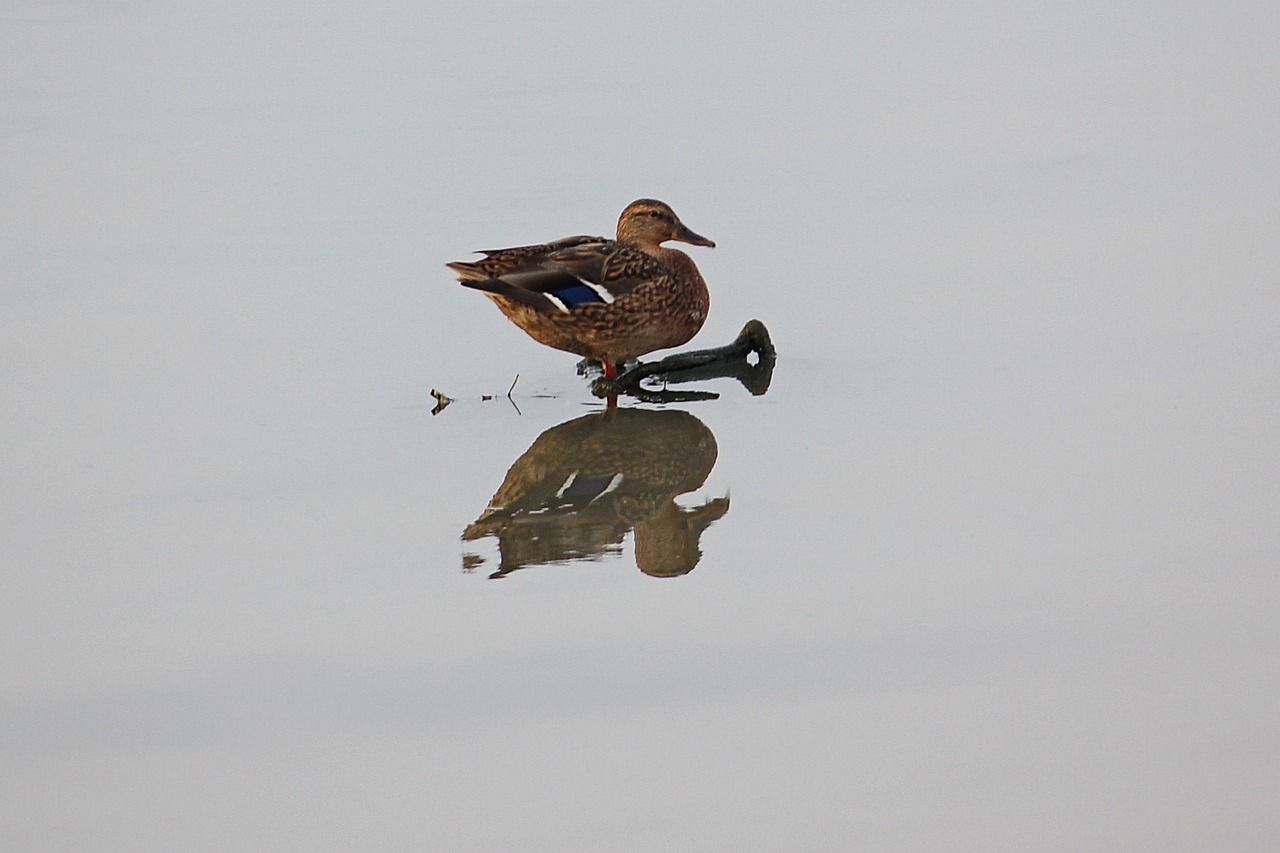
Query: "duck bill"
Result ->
[[674, 222, 716, 248]]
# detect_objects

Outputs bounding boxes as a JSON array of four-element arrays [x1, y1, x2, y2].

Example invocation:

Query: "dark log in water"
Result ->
[[590, 319, 776, 403]]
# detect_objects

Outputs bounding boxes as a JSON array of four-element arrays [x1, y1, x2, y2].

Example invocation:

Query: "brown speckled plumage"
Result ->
[[447, 199, 715, 373]]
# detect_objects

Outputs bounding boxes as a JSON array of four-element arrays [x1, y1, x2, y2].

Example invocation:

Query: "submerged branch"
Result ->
[[591, 319, 777, 402]]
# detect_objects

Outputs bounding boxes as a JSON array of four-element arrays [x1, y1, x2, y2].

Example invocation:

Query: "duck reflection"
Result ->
[[462, 409, 728, 578]]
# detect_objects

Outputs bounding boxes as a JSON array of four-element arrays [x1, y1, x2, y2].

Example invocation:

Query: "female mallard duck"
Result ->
[[447, 199, 715, 379]]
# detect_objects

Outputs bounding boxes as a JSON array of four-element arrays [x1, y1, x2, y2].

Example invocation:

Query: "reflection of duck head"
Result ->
[[462, 408, 726, 578], [633, 495, 730, 577]]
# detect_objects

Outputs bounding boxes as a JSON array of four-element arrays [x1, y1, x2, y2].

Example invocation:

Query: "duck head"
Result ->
[[616, 199, 715, 249]]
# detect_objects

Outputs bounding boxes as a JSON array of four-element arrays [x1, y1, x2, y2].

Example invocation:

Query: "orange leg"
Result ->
[[603, 361, 619, 409]]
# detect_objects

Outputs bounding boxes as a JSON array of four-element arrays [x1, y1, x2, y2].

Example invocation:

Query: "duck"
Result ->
[[447, 199, 715, 379]]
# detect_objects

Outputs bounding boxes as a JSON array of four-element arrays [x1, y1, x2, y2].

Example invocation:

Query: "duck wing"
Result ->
[[457, 242, 669, 315], [446, 234, 605, 281]]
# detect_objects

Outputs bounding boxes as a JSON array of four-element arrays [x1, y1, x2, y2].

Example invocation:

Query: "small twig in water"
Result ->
[[430, 388, 454, 416]]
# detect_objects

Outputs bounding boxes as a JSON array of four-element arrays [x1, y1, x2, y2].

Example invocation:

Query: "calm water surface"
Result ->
[[4, 2, 1278, 851]]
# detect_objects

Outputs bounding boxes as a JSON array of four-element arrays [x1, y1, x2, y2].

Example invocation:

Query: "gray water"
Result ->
[[4, 3, 1278, 850]]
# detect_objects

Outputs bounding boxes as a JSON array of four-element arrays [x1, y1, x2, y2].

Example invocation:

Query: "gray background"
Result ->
[[4, 2, 1277, 850]]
